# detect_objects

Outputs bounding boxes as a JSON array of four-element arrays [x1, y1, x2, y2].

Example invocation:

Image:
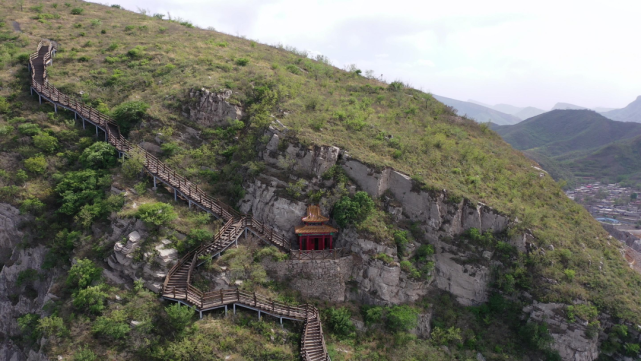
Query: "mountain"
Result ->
[[494, 109, 641, 156], [3, 2, 641, 360], [433, 95, 522, 125], [552, 102, 587, 110], [594, 107, 616, 113], [468, 99, 493, 108], [493, 103, 524, 115], [565, 134, 641, 181], [494, 109, 641, 184], [600, 96, 641, 123], [514, 106, 546, 120]]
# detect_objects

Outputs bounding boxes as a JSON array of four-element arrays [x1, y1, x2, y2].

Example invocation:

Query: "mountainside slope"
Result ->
[[494, 109, 641, 156], [562, 134, 641, 182], [601, 96, 641, 123], [2, 2, 641, 360], [433, 95, 522, 125]]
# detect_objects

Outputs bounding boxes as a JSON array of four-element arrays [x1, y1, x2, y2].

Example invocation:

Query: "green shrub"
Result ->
[[180, 228, 213, 252], [18, 123, 41, 135], [71, 7, 84, 15], [373, 253, 394, 264], [120, 149, 145, 179], [18, 313, 41, 341], [519, 321, 553, 350], [24, 155, 47, 174], [431, 326, 462, 346], [415, 244, 434, 261], [73, 285, 108, 314], [394, 230, 410, 255], [324, 307, 354, 338], [165, 303, 194, 334], [333, 191, 374, 227], [0, 97, 9, 114], [235, 57, 249, 66], [33, 133, 58, 153], [363, 306, 383, 325], [73, 347, 97, 361], [160, 142, 181, 156], [255, 246, 288, 262], [387, 305, 419, 332], [92, 310, 129, 339], [66, 259, 102, 290], [0, 125, 13, 135], [20, 198, 45, 215], [111, 101, 149, 135], [55, 169, 110, 216], [564, 269, 576, 281], [79, 142, 117, 169], [38, 316, 68, 337], [135, 202, 177, 226], [16, 268, 39, 286]]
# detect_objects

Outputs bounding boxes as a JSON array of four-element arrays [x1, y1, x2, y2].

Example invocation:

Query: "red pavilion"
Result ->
[[295, 205, 338, 250]]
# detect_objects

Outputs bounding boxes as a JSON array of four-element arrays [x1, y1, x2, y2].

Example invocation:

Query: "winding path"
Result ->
[[28, 40, 330, 361]]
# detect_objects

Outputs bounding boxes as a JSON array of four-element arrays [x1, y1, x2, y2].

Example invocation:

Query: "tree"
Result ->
[[135, 202, 177, 226], [386, 305, 419, 332], [165, 303, 194, 334], [111, 101, 149, 135], [55, 169, 110, 216], [24, 155, 47, 174], [33, 133, 58, 153], [333, 191, 375, 227], [80, 142, 117, 169], [66, 259, 102, 290], [92, 310, 129, 340], [73, 285, 107, 314], [323, 307, 354, 338]]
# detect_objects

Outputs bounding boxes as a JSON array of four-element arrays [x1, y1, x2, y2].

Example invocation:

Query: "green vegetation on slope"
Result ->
[[2, 1, 641, 359]]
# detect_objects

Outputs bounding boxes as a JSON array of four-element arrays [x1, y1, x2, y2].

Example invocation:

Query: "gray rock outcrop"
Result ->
[[105, 218, 178, 293], [261, 132, 340, 178], [524, 302, 599, 361], [185, 88, 243, 127], [238, 176, 307, 243]]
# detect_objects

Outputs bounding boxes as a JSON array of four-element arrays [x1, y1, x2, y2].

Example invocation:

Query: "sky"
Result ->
[[96, 0, 640, 110]]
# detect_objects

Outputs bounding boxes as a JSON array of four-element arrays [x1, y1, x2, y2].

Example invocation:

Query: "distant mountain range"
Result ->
[[432, 95, 522, 125], [600, 96, 641, 123], [492, 109, 641, 184], [439, 95, 641, 124]]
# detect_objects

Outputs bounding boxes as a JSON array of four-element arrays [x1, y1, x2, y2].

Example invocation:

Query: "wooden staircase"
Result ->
[[28, 40, 330, 361]]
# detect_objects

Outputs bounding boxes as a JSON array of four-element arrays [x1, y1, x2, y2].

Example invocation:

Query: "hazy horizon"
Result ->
[[93, 0, 641, 110]]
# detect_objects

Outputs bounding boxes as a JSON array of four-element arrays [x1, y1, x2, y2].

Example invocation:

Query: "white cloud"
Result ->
[[93, 0, 641, 109]]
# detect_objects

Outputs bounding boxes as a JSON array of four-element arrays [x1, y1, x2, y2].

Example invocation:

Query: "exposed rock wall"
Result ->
[[184, 88, 243, 127], [263, 258, 352, 302], [105, 218, 178, 293], [238, 176, 307, 244], [0, 204, 57, 361], [0, 203, 26, 266], [524, 302, 599, 361], [261, 132, 340, 178]]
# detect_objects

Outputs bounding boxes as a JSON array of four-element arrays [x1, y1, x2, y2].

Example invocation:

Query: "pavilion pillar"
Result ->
[[330, 235, 333, 250], [307, 236, 311, 251], [298, 235, 302, 250], [320, 236, 324, 250]]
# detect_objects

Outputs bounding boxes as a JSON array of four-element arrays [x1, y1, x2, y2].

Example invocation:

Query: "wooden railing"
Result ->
[[29, 40, 331, 361]]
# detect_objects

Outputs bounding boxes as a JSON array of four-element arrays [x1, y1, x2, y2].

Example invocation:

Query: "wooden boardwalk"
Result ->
[[29, 40, 330, 361]]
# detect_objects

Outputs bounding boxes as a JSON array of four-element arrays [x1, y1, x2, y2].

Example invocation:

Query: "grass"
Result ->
[[2, 1, 641, 359]]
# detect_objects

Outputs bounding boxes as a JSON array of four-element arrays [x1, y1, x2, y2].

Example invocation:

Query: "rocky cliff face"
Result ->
[[184, 88, 243, 127], [105, 218, 178, 293], [524, 302, 599, 361], [0, 204, 55, 361], [242, 129, 511, 306]]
